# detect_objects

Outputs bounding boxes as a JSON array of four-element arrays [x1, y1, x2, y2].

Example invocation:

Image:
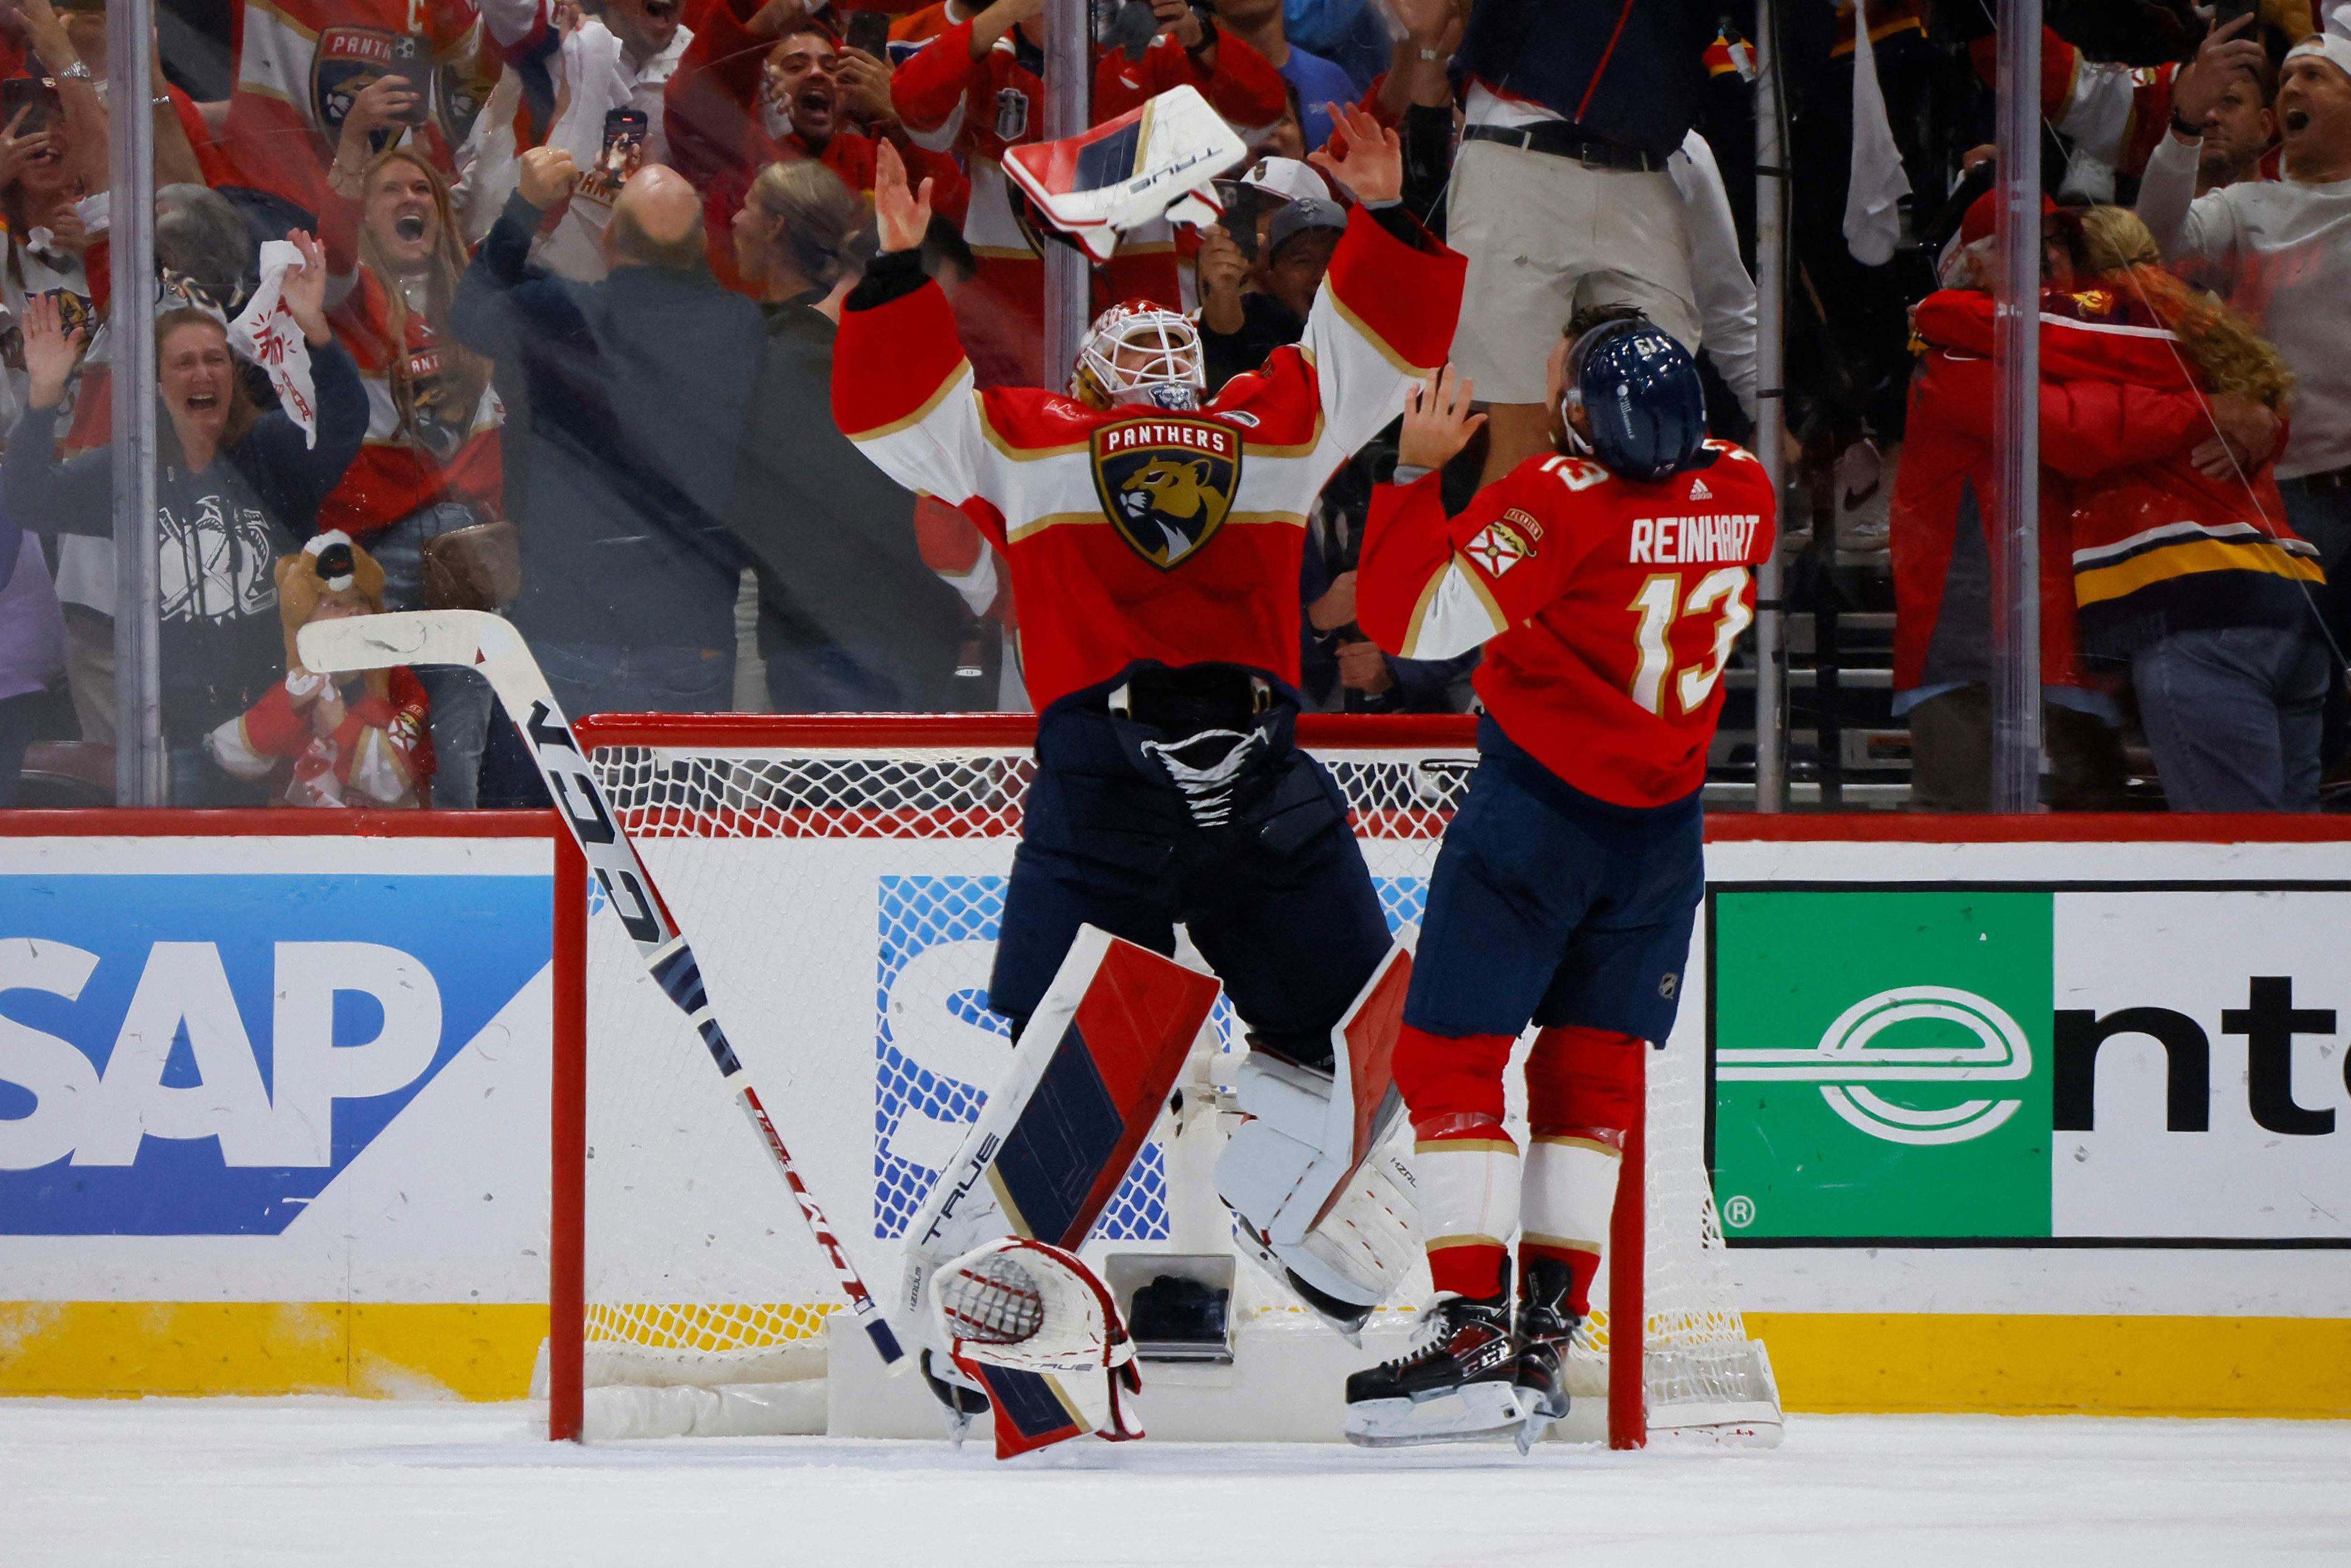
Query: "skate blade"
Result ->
[[1344, 1382, 1529, 1449], [1513, 1395, 1567, 1455]]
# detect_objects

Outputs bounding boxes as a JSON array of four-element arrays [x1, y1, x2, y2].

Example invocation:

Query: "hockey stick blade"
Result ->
[[298, 606, 514, 672], [299, 610, 907, 1371]]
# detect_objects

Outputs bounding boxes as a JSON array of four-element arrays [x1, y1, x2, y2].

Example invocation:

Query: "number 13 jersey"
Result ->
[[1357, 445, 1777, 809]]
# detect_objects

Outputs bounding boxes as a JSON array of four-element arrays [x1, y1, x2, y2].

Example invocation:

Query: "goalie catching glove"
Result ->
[[933, 1237, 1144, 1458]]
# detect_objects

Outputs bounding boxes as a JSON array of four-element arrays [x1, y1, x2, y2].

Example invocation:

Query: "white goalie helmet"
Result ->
[[1070, 299, 1205, 412]]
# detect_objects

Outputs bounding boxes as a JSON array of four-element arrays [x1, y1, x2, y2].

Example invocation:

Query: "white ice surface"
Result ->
[[4, 1398, 2347, 1567]]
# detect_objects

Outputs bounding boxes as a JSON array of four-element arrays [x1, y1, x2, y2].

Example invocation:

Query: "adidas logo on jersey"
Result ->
[[1689, 478, 1713, 500]]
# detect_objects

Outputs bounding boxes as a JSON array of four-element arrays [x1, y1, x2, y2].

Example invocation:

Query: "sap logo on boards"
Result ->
[[872, 876, 1171, 1243], [868, 874, 1438, 1242], [0, 872, 550, 1234]]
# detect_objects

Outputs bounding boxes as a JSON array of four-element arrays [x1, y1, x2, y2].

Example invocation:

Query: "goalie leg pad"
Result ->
[[1215, 946, 1417, 1325], [901, 926, 1221, 1401]]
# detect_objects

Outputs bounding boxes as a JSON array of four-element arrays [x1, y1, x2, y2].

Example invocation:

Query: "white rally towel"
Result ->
[[1843, 4, 1911, 268], [227, 239, 318, 449]]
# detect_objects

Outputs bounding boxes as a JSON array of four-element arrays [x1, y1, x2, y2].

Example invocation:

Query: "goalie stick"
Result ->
[[297, 610, 906, 1369]]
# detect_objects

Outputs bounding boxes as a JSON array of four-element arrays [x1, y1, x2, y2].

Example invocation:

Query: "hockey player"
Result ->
[[834, 115, 1463, 1348], [1345, 316, 1775, 1447]]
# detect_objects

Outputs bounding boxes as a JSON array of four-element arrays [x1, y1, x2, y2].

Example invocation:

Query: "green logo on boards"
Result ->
[[1710, 891, 2055, 1240]]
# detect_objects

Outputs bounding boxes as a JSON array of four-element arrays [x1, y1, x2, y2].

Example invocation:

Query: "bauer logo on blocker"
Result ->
[[1716, 985, 2033, 1146]]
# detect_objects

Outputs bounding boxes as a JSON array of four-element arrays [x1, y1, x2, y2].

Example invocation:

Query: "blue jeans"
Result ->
[[366, 503, 500, 809], [2279, 476, 2351, 771], [536, 641, 735, 721], [2133, 625, 2330, 812]]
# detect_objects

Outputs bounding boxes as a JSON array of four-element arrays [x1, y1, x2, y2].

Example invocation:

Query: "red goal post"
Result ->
[[549, 713, 1775, 1449]]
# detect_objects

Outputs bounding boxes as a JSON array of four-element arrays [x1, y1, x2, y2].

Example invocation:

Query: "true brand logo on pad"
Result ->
[[0, 873, 550, 1234]]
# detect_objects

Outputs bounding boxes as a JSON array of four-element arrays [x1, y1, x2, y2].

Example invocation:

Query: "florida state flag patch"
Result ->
[[1090, 416, 1242, 570]]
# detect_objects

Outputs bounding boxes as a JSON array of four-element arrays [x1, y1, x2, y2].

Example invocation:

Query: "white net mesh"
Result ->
[[574, 725, 1775, 1434]]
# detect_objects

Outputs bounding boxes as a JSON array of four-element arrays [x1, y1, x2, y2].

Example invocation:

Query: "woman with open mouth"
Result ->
[[316, 72, 508, 808], [2, 233, 369, 806]]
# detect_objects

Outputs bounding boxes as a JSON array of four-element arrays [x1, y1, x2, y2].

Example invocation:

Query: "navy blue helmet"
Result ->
[[1563, 320, 1708, 482]]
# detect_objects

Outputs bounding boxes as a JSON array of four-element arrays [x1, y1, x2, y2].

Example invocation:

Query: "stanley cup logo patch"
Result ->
[[1090, 417, 1242, 570]]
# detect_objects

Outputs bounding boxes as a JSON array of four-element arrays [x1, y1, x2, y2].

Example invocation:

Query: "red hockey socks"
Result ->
[[1394, 1025, 1517, 1300], [1520, 1026, 1643, 1317]]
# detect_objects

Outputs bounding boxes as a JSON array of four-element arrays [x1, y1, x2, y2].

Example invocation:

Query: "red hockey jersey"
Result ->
[[1359, 444, 1777, 809], [222, 0, 481, 216], [834, 206, 1464, 710]]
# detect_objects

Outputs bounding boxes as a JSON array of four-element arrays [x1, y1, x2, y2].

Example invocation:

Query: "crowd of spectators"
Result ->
[[0, 0, 2343, 814]]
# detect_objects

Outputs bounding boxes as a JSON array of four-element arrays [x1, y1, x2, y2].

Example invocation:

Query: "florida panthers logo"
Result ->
[[1090, 417, 1242, 570], [312, 27, 408, 144]]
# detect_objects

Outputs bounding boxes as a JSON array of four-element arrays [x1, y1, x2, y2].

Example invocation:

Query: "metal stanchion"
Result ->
[[108, 0, 163, 805], [1752, 0, 1788, 813], [1990, 1, 2044, 812], [1041, 0, 1092, 394]]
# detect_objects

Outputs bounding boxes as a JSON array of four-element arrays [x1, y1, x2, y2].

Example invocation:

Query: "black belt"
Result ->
[[2295, 465, 2351, 495], [1462, 121, 1667, 173]]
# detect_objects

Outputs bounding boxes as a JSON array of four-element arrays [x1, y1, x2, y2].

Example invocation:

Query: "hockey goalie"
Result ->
[[833, 109, 1464, 1454]]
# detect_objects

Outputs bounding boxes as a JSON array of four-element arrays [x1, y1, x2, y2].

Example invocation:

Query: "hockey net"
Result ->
[[550, 713, 1778, 1447]]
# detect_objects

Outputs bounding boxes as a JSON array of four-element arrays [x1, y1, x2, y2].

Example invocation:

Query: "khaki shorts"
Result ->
[[1447, 138, 1700, 405]]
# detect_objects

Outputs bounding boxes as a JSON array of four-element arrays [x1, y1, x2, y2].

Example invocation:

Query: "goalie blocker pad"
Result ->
[[1002, 84, 1248, 262], [1215, 944, 1417, 1337], [900, 925, 1221, 1455]]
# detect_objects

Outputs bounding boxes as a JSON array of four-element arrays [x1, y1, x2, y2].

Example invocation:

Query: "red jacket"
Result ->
[[1914, 287, 2321, 661], [1891, 287, 2213, 694]]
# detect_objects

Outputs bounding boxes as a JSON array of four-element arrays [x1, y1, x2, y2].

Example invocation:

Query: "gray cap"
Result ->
[[1266, 196, 1347, 260]]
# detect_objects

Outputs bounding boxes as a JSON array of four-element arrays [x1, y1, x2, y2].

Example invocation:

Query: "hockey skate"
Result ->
[[1509, 1256, 1580, 1455], [1342, 1281, 1529, 1449]]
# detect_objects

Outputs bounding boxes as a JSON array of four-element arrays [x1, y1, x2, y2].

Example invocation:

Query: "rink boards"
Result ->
[[0, 810, 2347, 1416]]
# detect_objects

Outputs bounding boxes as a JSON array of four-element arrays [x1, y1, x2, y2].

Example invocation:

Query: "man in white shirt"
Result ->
[[458, 0, 694, 279], [2142, 14, 2351, 570]]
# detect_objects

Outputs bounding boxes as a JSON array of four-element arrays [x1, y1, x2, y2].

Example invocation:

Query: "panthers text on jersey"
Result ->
[[1358, 443, 1777, 808], [833, 206, 1464, 711]]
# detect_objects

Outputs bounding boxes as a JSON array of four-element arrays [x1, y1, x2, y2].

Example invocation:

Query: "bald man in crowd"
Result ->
[[453, 152, 767, 716]]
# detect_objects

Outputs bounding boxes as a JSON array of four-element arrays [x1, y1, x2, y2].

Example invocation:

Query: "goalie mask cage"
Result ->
[[549, 713, 1779, 1450]]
